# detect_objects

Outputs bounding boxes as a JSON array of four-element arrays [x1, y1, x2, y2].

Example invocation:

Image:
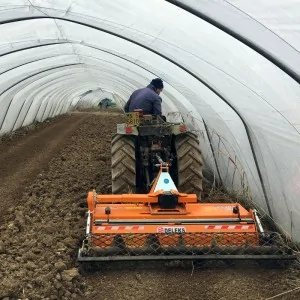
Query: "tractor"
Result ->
[[111, 110, 203, 199]]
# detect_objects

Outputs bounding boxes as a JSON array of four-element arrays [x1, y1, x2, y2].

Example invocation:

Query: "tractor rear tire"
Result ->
[[175, 132, 203, 200], [111, 134, 136, 194]]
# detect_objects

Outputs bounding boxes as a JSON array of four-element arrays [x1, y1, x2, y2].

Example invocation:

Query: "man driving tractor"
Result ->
[[124, 78, 164, 115]]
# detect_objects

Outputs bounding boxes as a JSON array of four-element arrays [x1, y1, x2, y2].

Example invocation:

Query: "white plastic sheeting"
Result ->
[[0, 0, 300, 244]]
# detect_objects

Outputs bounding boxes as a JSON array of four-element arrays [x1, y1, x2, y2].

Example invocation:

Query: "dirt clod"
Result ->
[[61, 269, 80, 282], [55, 261, 67, 272]]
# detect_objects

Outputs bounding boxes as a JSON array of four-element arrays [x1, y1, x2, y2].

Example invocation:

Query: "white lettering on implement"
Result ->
[[157, 227, 186, 234]]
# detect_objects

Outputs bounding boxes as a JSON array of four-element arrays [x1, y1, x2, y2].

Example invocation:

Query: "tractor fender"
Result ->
[[116, 123, 139, 136], [172, 123, 189, 135]]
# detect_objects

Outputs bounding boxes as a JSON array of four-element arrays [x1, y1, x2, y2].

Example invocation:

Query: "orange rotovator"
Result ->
[[78, 160, 294, 262]]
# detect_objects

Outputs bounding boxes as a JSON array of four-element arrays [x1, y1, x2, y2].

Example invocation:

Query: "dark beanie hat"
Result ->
[[151, 78, 164, 89]]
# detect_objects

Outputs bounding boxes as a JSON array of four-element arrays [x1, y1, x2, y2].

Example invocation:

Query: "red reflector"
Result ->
[[179, 124, 187, 132], [134, 109, 143, 117], [125, 126, 133, 133]]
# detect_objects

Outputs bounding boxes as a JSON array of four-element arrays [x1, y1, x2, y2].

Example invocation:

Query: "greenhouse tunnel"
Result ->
[[1, 0, 300, 245]]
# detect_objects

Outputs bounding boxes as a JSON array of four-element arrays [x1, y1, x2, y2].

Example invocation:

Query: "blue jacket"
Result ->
[[124, 84, 162, 115]]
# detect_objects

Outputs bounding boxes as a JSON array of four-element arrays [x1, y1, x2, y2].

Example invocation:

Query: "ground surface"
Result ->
[[0, 110, 299, 300]]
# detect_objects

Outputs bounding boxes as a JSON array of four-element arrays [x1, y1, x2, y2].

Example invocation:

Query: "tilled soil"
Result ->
[[0, 111, 299, 300]]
